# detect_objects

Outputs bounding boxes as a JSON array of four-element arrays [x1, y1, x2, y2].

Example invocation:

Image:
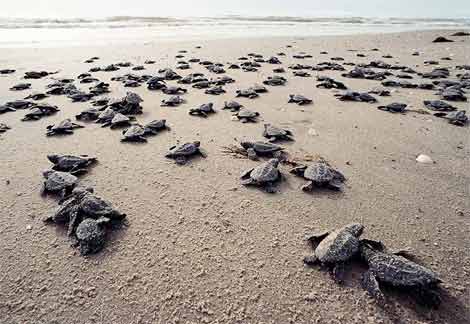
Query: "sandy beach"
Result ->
[[0, 30, 469, 324]]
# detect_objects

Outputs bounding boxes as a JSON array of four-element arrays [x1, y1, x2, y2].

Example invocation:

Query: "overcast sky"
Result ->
[[3, 0, 470, 18]]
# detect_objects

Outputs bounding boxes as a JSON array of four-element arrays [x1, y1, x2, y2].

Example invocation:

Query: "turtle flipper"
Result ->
[[301, 181, 314, 192], [198, 148, 208, 158], [305, 231, 329, 246], [263, 182, 277, 194], [303, 254, 319, 266], [361, 271, 385, 304], [411, 288, 441, 309], [240, 168, 254, 180], [332, 262, 346, 284]]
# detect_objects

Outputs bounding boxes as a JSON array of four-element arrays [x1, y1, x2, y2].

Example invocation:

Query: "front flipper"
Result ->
[[411, 288, 441, 309], [361, 271, 385, 304], [263, 182, 277, 194], [301, 181, 314, 192], [305, 231, 330, 247], [303, 254, 319, 266]]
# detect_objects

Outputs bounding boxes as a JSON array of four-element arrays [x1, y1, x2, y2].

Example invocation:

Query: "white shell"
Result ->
[[416, 154, 433, 164]]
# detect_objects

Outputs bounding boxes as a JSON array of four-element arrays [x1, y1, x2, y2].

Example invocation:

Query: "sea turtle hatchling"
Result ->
[[234, 109, 260, 123], [10, 83, 31, 91], [22, 104, 60, 121], [236, 88, 259, 99], [335, 91, 377, 103], [377, 103, 407, 113], [46, 119, 84, 136], [75, 218, 109, 255], [165, 141, 207, 165], [161, 96, 185, 107], [240, 158, 282, 193], [121, 125, 147, 142], [263, 124, 294, 142], [423, 100, 457, 111], [0, 105, 16, 114], [101, 113, 134, 129], [291, 162, 346, 191], [288, 94, 313, 105], [304, 223, 364, 282], [76, 108, 100, 121], [47, 154, 97, 175], [434, 110, 468, 126], [223, 101, 243, 112], [143, 119, 169, 135], [360, 241, 442, 308], [189, 103, 216, 117], [0, 123, 11, 133], [24, 93, 49, 101], [205, 86, 226, 95], [240, 141, 284, 160], [42, 170, 78, 197]]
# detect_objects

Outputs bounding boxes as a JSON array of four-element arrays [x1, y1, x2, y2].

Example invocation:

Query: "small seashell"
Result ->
[[416, 154, 433, 164]]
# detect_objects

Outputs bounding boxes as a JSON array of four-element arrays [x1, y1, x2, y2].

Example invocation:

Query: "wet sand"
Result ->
[[0, 30, 469, 324]]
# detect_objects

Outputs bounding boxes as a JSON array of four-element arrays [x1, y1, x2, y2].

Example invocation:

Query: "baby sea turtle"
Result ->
[[6, 100, 34, 110], [47, 154, 97, 175], [335, 91, 377, 103], [223, 101, 243, 112], [360, 241, 442, 308], [143, 119, 169, 135], [423, 100, 457, 111], [10, 83, 31, 91], [434, 110, 468, 126], [101, 113, 134, 129], [304, 223, 364, 282], [240, 158, 281, 193], [161, 96, 185, 107], [76, 108, 100, 121], [263, 124, 294, 142], [234, 109, 260, 123], [236, 89, 259, 99], [162, 86, 187, 95], [205, 86, 226, 95], [189, 103, 216, 117], [22, 104, 60, 121], [25, 93, 49, 101], [165, 141, 207, 165], [240, 141, 284, 160], [288, 94, 312, 105], [42, 170, 78, 197], [46, 119, 84, 136], [291, 162, 345, 191], [377, 103, 407, 113], [263, 76, 287, 86], [75, 218, 108, 255], [121, 125, 147, 142], [0, 123, 11, 133], [0, 105, 16, 114]]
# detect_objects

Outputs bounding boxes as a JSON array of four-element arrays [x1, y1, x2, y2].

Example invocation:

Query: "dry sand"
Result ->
[[0, 30, 469, 324]]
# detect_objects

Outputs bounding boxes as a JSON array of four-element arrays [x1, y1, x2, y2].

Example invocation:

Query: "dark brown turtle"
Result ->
[[22, 104, 60, 121], [240, 158, 281, 193], [240, 141, 284, 160], [101, 113, 134, 129], [263, 124, 294, 142], [377, 103, 407, 113], [46, 119, 84, 136], [434, 110, 468, 126], [304, 223, 364, 283], [223, 101, 243, 112], [121, 125, 147, 142], [10, 83, 31, 91], [360, 241, 442, 308], [143, 119, 169, 135], [189, 103, 216, 117], [161, 96, 185, 107], [165, 141, 207, 165], [234, 109, 260, 123], [47, 154, 97, 175], [288, 94, 312, 105], [291, 162, 345, 191], [42, 170, 78, 197]]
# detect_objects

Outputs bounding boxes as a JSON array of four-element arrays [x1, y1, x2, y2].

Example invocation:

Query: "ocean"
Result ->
[[0, 16, 469, 48]]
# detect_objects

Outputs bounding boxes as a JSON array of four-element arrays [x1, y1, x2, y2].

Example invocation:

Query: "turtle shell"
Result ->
[[44, 171, 78, 191], [76, 218, 106, 255], [315, 226, 361, 263], [303, 163, 335, 184], [167, 142, 200, 157], [252, 142, 282, 154], [123, 125, 145, 138], [365, 249, 441, 287], [249, 160, 280, 182], [237, 109, 258, 118]]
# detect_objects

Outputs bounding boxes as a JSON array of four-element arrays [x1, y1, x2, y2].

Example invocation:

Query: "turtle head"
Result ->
[[344, 223, 364, 237], [240, 141, 254, 149], [267, 158, 280, 167], [47, 154, 60, 163], [42, 169, 54, 178], [193, 141, 201, 147]]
